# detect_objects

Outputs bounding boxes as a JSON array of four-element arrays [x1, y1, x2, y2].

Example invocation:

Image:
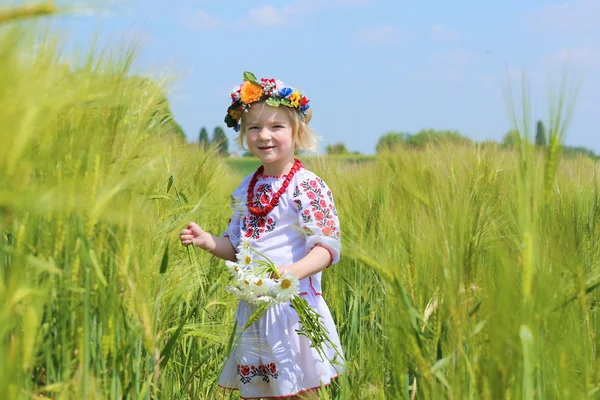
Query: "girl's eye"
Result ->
[[248, 126, 259, 131], [273, 125, 283, 129]]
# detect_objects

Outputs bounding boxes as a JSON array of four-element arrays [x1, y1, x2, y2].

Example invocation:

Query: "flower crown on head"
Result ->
[[224, 71, 310, 132]]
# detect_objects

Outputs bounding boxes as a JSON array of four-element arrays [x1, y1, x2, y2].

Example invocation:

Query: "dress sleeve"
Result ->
[[292, 174, 342, 266], [222, 178, 249, 250]]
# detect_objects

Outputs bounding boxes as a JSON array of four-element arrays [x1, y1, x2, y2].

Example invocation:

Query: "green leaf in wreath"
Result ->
[[280, 98, 292, 107], [224, 113, 237, 127], [243, 71, 259, 84], [266, 97, 281, 107]]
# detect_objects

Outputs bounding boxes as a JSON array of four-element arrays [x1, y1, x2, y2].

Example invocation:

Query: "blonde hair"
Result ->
[[236, 102, 318, 153]]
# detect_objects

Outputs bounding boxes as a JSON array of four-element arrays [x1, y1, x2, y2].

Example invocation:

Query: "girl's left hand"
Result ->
[[271, 266, 290, 279]]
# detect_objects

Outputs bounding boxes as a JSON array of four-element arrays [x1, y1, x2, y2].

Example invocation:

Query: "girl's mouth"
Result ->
[[258, 146, 275, 150]]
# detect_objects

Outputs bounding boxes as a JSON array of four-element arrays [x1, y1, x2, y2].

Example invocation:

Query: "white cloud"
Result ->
[[526, 0, 600, 33], [246, 5, 284, 27], [431, 24, 460, 41], [356, 25, 401, 44], [239, 3, 317, 27], [183, 10, 222, 30]]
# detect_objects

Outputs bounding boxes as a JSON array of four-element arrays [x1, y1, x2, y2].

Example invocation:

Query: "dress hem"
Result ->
[[218, 374, 340, 399]]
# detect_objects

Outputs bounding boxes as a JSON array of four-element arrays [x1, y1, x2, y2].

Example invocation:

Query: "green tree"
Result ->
[[501, 130, 519, 147], [198, 127, 210, 148], [325, 142, 350, 155], [535, 120, 546, 147], [375, 132, 410, 153], [410, 129, 473, 147], [212, 126, 229, 156]]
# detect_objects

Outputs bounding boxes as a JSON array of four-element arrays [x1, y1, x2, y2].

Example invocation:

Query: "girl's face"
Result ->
[[245, 103, 296, 176]]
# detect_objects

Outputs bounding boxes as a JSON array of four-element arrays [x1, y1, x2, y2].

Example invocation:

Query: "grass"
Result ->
[[2, 7, 599, 399], [225, 154, 376, 176]]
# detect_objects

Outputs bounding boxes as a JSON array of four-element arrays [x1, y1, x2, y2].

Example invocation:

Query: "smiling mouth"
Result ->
[[258, 146, 275, 150]]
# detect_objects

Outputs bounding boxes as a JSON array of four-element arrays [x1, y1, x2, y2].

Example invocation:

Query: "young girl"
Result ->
[[180, 72, 344, 399]]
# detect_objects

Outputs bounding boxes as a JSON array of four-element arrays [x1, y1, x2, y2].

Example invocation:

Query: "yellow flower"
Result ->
[[240, 80, 263, 104], [289, 90, 301, 107]]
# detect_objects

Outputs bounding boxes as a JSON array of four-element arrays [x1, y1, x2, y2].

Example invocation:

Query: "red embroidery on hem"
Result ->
[[237, 362, 278, 384], [219, 374, 340, 399]]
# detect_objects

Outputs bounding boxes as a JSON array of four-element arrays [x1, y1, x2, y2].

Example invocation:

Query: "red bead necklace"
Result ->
[[247, 158, 304, 217]]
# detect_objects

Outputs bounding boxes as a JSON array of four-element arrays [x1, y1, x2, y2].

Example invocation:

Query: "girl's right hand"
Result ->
[[180, 222, 206, 247]]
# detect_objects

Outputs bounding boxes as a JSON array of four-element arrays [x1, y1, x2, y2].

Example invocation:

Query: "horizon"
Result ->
[[50, 0, 600, 155]]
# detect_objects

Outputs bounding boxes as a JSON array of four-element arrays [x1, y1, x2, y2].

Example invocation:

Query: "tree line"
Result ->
[[370, 122, 598, 160], [197, 126, 229, 156]]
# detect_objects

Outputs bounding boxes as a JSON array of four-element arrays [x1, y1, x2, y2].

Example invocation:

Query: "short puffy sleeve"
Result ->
[[292, 173, 342, 265]]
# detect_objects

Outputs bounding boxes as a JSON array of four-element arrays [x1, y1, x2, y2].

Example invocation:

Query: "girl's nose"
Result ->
[[257, 127, 270, 140]]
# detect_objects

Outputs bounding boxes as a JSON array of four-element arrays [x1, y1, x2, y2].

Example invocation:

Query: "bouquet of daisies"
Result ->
[[224, 238, 342, 364], [224, 239, 300, 306]]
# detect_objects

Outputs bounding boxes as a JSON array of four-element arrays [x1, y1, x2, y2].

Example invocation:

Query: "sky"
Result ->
[[45, 0, 600, 154]]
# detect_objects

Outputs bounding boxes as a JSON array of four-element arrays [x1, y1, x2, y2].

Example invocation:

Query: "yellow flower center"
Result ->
[[244, 279, 250, 285], [234, 266, 239, 272], [281, 279, 291, 289], [243, 241, 250, 249], [245, 255, 252, 265], [255, 279, 263, 286]]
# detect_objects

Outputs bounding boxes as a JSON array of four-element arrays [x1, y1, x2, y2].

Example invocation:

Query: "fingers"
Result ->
[[180, 229, 194, 246]]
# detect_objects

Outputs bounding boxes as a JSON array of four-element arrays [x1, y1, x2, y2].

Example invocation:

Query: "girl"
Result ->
[[180, 72, 344, 399]]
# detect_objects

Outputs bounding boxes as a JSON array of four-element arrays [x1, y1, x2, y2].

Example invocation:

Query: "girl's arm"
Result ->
[[180, 222, 237, 262], [277, 245, 333, 281]]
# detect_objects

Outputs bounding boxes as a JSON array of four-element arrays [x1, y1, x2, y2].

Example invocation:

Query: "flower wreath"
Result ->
[[224, 71, 310, 132]]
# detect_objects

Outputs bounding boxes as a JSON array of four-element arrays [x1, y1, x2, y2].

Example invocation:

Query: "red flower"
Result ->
[[309, 180, 317, 188], [240, 365, 250, 376], [257, 184, 265, 192], [301, 96, 309, 107], [323, 227, 333, 236], [326, 219, 336, 227], [267, 218, 274, 224], [245, 228, 254, 238], [315, 211, 324, 221], [307, 191, 316, 200], [303, 210, 310, 215], [258, 218, 266, 227], [320, 199, 327, 208], [260, 194, 270, 205], [269, 363, 277, 373]]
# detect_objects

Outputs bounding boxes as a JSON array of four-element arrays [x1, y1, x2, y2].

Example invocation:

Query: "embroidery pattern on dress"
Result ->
[[242, 183, 276, 239], [294, 178, 340, 239], [237, 362, 279, 384]]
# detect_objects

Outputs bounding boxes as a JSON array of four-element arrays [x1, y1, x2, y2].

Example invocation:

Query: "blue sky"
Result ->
[[51, 0, 600, 154]]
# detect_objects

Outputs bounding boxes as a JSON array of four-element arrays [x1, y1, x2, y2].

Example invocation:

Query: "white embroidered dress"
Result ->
[[218, 166, 344, 399]]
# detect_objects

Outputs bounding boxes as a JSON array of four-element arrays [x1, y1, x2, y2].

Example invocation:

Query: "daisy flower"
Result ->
[[225, 260, 243, 279], [252, 277, 272, 297], [274, 271, 300, 303], [238, 238, 251, 252], [236, 247, 253, 268], [237, 277, 255, 302]]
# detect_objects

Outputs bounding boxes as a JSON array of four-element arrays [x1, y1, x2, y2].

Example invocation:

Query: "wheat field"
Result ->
[[1, 7, 599, 400]]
